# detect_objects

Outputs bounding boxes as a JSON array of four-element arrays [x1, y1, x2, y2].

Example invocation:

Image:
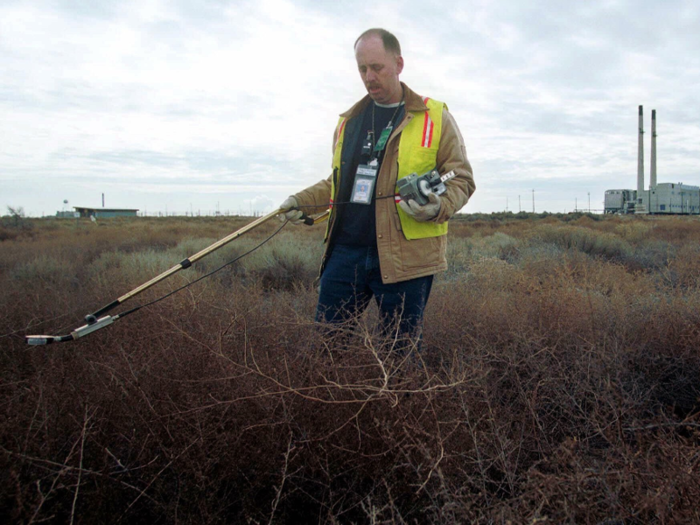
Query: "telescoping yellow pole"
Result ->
[[25, 207, 330, 345], [84, 208, 284, 325]]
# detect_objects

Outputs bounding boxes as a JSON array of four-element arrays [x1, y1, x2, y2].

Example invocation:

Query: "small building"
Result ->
[[56, 211, 80, 218], [604, 189, 636, 214], [74, 207, 139, 218]]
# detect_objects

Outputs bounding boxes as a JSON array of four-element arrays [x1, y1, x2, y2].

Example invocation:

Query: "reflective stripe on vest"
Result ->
[[396, 97, 448, 240], [330, 97, 447, 242]]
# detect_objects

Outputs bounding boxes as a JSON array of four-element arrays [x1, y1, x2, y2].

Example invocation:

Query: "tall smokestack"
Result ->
[[637, 105, 644, 194], [650, 109, 657, 188], [102, 193, 105, 208]]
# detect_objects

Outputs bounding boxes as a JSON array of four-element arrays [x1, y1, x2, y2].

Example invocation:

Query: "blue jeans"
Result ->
[[316, 244, 433, 340]]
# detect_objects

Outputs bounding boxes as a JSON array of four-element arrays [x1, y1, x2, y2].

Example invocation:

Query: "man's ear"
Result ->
[[396, 55, 404, 75]]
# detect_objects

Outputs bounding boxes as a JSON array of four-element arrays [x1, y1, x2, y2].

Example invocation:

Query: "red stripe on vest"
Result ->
[[337, 119, 347, 144], [422, 97, 434, 148]]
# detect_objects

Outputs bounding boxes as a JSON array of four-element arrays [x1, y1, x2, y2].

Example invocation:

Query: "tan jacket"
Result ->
[[294, 83, 475, 284]]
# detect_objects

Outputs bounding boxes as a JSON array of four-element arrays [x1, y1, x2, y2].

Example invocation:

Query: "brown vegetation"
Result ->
[[1, 213, 699, 523]]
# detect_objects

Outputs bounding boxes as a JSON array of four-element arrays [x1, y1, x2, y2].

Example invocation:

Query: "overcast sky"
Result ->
[[2, 0, 699, 217]]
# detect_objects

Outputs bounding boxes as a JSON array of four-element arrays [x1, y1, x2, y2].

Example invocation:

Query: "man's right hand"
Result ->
[[277, 196, 305, 224]]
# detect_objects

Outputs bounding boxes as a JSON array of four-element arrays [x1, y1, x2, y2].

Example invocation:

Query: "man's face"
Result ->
[[355, 35, 404, 105]]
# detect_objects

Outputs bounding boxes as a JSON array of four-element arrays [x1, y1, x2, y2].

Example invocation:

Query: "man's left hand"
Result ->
[[399, 192, 441, 222]]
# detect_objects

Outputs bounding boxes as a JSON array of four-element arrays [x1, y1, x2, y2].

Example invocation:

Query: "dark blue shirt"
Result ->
[[335, 102, 405, 246]]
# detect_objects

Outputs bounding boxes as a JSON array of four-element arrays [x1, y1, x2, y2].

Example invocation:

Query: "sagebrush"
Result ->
[[1, 213, 699, 523]]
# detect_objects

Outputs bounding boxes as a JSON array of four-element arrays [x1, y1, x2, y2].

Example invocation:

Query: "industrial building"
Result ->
[[604, 106, 699, 214], [73, 207, 139, 219]]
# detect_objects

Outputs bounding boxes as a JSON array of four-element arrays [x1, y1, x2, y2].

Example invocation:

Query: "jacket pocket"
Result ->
[[392, 203, 403, 232], [399, 235, 446, 271]]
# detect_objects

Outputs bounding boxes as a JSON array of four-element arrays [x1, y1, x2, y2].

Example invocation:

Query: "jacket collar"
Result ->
[[339, 82, 427, 119]]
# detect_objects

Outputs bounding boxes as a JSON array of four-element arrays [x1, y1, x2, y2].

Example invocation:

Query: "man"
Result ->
[[279, 28, 475, 343]]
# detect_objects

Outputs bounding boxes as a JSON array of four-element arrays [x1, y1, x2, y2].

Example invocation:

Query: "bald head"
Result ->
[[354, 28, 404, 105], [354, 28, 402, 57]]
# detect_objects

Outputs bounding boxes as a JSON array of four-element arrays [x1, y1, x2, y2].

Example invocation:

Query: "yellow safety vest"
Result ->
[[331, 97, 448, 241]]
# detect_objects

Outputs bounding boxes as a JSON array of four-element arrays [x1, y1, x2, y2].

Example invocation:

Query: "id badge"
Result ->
[[351, 163, 377, 205]]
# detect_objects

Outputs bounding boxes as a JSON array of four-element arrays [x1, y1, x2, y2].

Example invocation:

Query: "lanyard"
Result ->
[[371, 96, 404, 157]]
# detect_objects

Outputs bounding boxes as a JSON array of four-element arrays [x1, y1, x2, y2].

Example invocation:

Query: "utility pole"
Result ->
[[532, 189, 535, 213], [518, 195, 521, 213]]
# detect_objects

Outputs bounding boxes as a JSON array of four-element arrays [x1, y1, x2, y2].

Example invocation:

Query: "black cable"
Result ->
[[0, 310, 77, 339], [295, 194, 397, 210], [7, 218, 291, 339]]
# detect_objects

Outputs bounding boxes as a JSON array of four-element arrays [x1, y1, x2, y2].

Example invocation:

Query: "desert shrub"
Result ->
[[9, 254, 76, 289], [2, 214, 700, 523], [469, 232, 520, 262], [1, 208, 34, 231], [446, 232, 521, 277], [517, 241, 567, 274], [623, 239, 676, 272], [660, 243, 700, 290], [0, 227, 20, 242], [528, 223, 632, 260], [647, 217, 700, 244], [233, 234, 322, 289], [564, 212, 602, 223], [613, 219, 655, 243]]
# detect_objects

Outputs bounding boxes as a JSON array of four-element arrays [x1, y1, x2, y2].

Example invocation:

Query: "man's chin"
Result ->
[[369, 92, 387, 103]]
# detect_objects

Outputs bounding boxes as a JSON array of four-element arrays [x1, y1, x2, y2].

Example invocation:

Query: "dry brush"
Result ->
[[1, 214, 699, 523]]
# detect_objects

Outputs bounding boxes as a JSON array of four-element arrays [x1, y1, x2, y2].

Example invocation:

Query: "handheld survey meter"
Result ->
[[397, 169, 457, 206]]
